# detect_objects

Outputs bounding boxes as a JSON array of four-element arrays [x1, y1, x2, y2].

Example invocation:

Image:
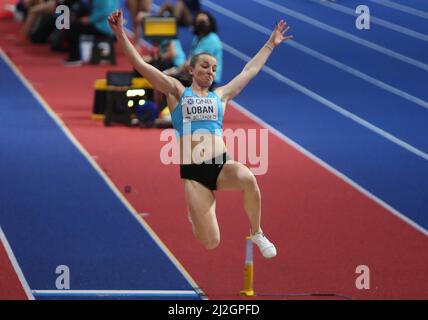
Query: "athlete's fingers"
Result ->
[[282, 26, 290, 35], [283, 35, 293, 42]]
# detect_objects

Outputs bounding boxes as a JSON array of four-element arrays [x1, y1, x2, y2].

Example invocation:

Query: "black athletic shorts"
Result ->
[[180, 153, 230, 190]]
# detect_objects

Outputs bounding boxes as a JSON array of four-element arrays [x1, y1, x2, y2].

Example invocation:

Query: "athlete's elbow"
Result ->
[[242, 67, 259, 79]]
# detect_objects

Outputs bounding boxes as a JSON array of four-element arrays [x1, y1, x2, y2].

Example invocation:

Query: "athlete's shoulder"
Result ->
[[181, 87, 194, 97]]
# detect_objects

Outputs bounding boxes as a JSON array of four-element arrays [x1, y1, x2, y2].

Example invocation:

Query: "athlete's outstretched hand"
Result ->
[[108, 9, 124, 34], [269, 20, 293, 46]]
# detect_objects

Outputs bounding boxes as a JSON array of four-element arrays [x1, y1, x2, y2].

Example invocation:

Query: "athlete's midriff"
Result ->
[[178, 133, 227, 164]]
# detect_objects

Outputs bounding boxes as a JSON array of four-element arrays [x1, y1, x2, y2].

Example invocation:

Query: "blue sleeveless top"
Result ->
[[171, 87, 224, 136]]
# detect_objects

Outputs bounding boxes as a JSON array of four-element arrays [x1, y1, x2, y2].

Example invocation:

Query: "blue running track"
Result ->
[[0, 53, 201, 300]]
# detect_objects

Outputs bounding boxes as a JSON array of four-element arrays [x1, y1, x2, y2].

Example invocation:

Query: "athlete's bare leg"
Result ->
[[184, 179, 220, 250], [216, 161, 261, 235]]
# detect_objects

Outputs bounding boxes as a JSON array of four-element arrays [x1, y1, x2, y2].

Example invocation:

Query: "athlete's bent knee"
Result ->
[[241, 174, 258, 191], [200, 236, 220, 250]]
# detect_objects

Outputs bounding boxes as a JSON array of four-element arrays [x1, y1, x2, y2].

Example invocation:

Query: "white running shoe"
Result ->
[[251, 231, 277, 258]]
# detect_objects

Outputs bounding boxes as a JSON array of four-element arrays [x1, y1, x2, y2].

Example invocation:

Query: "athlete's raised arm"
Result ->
[[108, 9, 184, 97], [215, 20, 293, 104]]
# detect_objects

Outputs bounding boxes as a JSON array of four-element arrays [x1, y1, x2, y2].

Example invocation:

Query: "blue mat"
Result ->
[[0, 54, 200, 300]]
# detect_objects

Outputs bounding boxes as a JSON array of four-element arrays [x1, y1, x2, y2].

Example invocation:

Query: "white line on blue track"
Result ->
[[222, 41, 428, 162], [312, 0, 428, 42], [249, 0, 428, 72], [229, 100, 428, 237], [367, 0, 428, 20], [202, 0, 428, 111]]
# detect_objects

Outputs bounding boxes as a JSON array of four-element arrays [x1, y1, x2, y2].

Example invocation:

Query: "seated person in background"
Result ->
[[49, 0, 92, 51], [158, 0, 200, 27], [1, 0, 39, 21], [18, 0, 89, 41], [127, 0, 152, 44], [149, 38, 186, 71], [64, 0, 118, 65], [147, 37, 186, 120], [20, 0, 56, 38], [137, 10, 186, 124], [141, 9, 186, 72], [65, 0, 92, 19]]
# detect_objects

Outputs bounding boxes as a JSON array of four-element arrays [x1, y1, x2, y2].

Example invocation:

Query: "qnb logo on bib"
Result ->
[[182, 97, 219, 122]]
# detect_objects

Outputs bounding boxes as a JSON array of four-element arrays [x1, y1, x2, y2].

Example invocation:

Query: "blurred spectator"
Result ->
[[0, 0, 37, 21], [189, 11, 222, 84], [147, 38, 186, 71], [136, 9, 186, 118], [49, 0, 92, 51], [142, 8, 186, 71], [164, 10, 222, 86], [64, 0, 118, 65], [16, 0, 90, 43], [20, 0, 56, 38], [64, 0, 92, 19], [127, 0, 152, 44], [158, 0, 200, 27]]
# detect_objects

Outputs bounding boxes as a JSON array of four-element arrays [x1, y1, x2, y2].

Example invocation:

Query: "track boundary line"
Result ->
[[0, 226, 34, 300]]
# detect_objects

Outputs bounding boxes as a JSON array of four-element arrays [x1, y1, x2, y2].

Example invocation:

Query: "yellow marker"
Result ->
[[143, 17, 177, 38], [91, 114, 105, 120], [94, 79, 107, 90], [240, 236, 255, 297], [132, 77, 153, 89]]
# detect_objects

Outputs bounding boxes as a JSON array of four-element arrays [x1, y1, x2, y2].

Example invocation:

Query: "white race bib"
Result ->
[[182, 97, 219, 122]]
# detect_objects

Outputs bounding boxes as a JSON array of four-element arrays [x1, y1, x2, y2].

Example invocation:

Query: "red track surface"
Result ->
[[1, 13, 427, 299], [0, 239, 28, 300]]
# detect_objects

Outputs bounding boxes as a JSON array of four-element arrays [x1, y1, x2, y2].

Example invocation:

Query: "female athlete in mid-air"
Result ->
[[108, 9, 293, 258]]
